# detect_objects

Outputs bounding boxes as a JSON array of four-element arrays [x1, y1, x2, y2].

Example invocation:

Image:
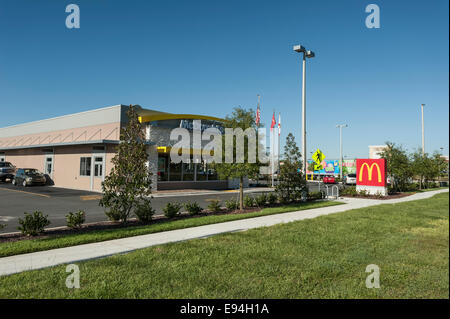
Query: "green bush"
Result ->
[[254, 193, 268, 207], [163, 202, 182, 218], [207, 200, 222, 212], [18, 211, 51, 236], [425, 181, 438, 189], [0, 223, 5, 230], [66, 210, 86, 229], [357, 189, 369, 197], [373, 191, 385, 199], [307, 191, 323, 201], [267, 192, 278, 205], [341, 186, 357, 196], [105, 209, 124, 222], [135, 202, 155, 223], [243, 195, 255, 208], [184, 201, 203, 216], [225, 199, 239, 211]]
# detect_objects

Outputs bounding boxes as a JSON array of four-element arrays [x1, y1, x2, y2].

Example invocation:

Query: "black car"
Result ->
[[12, 168, 46, 187], [0, 162, 16, 182]]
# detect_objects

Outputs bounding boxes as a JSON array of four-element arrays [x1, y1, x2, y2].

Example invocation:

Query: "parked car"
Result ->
[[0, 162, 16, 182], [323, 175, 336, 184], [344, 173, 357, 185], [12, 168, 46, 187]]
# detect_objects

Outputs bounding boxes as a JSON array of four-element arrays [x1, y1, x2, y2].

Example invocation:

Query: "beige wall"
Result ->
[[4, 144, 117, 192]]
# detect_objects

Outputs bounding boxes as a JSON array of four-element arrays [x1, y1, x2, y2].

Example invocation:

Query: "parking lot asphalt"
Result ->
[[0, 182, 268, 233], [0, 181, 342, 234]]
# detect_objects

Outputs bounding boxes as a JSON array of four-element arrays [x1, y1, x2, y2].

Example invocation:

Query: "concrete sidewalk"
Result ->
[[0, 189, 447, 277]]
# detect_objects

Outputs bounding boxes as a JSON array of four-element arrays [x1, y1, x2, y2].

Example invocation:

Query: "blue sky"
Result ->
[[0, 0, 448, 159]]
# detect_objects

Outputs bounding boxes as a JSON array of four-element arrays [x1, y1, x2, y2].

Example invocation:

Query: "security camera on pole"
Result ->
[[293, 45, 315, 179]]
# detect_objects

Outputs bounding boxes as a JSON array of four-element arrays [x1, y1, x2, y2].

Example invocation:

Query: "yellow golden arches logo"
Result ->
[[359, 162, 382, 183]]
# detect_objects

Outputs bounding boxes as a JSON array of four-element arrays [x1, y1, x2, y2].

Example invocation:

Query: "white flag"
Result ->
[[278, 113, 281, 136]]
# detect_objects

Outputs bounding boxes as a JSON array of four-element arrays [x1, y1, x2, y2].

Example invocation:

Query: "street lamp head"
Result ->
[[293, 45, 305, 53], [306, 50, 315, 58]]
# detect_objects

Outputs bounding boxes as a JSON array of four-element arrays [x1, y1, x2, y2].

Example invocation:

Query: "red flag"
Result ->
[[270, 112, 276, 132], [255, 106, 260, 126]]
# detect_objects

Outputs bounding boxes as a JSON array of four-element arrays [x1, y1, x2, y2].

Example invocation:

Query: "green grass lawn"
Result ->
[[0, 193, 448, 298], [0, 200, 342, 258]]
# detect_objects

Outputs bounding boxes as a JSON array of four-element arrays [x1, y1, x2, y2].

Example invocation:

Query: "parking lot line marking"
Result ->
[[80, 195, 103, 201], [0, 187, 51, 198]]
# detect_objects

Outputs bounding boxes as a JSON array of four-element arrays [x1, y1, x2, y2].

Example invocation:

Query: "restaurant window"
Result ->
[[80, 157, 92, 176]]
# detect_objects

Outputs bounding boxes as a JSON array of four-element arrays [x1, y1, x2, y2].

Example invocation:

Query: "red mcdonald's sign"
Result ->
[[356, 159, 386, 187]]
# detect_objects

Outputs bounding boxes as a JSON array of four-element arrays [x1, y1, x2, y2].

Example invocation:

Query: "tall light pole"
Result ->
[[336, 124, 348, 181], [421, 104, 425, 155], [293, 45, 315, 178]]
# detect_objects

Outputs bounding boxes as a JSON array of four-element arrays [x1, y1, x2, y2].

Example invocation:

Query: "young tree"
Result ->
[[213, 107, 260, 211], [411, 149, 428, 189], [100, 105, 153, 223], [275, 133, 307, 202], [425, 151, 448, 187], [379, 142, 413, 192], [411, 150, 446, 189]]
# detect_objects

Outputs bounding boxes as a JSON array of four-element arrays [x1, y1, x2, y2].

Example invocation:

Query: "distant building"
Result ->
[[369, 145, 387, 159]]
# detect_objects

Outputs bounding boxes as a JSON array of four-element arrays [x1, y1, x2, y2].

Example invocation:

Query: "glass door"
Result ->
[[44, 154, 53, 180]]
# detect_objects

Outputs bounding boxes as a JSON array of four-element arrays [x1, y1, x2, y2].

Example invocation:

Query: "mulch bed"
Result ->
[[0, 206, 266, 243], [341, 192, 414, 200]]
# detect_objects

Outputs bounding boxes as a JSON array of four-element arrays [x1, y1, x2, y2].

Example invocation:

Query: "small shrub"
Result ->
[[66, 210, 85, 229], [184, 201, 203, 216], [426, 181, 438, 189], [254, 193, 268, 207], [341, 186, 357, 196], [207, 200, 221, 212], [277, 192, 291, 205], [0, 223, 5, 230], [163, 202, 182, 218], [307, 191, 323, 201], [135, 202, 155, 223], [357, 189, 369, 197], [267, 192, 278, 205], [225, 199, 239, 211], [105, 209, 124, 222], [18, 211, 51, 236], [243, 195, 255, 208], [373, 191, 385, 199]]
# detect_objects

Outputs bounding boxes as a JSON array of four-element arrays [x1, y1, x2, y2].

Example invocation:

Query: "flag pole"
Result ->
[[256, 94, 260, 186], [271, 109, 275, 188], [278, 112, 281, 183]]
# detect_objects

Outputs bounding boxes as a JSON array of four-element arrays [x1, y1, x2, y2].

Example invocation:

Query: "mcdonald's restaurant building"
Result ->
[[0, 104, 240, 192]]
